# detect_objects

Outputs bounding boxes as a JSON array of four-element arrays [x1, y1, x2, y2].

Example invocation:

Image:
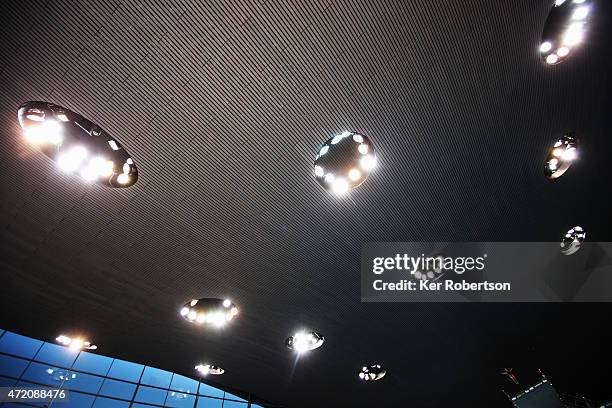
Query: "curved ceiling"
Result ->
[[1, 0, 611, 406]]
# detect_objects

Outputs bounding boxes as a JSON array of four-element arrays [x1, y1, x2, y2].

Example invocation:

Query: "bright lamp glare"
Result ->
[[572, 6, 589, 20], [24, 121, 62, 145], [540, 42, 552, 53], [58, 146, 88, 173], [563, 23, 584, 46]]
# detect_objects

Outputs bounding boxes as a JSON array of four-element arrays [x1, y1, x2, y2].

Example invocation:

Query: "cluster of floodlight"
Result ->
[[17, 101, 137, 187], [195, 364, 224, 376], [560, 226, 586, 255], [56, 334, 97, 350], [180, 298, 239, 327], [540, 0, 591, 65], [314, 131, 376, 196], [359, 365, 387, 381], [545, 133, 578, 179], [285, 331, 324, 353]]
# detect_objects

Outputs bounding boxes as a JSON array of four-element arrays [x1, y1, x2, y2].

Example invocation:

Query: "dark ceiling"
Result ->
[[1, 0, 611, 406]]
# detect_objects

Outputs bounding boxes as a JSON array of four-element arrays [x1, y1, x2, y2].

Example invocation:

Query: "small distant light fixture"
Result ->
[[17, 101, 138, 187], [560, 226, 586, 255], [286, 331, 324, 353], [314, 131, 376, 196], [545, 133, 578, 179], [195, 364, 224, 376], [359, 364, 387, 381], [180, 298, 238, 327], [56, 334, 97, 350], [540, 0, 592, 65]]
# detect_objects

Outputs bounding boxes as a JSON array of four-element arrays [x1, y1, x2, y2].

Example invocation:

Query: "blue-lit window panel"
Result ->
[[0, 332, 43, 359], [223, 400, 248, 408], [198, 382, 224, 398], [92, 396, 131, 408], [21, 362, 69, 386], [0, 329, 5, 337], [224, 392, 247, 402], [98, 378, 137, 400], [140, 366, 173, 388], [73, 351, 113, 376], [14, 380, 54, 407], [135, 384, 168, 405], [165, 391, 197, 408], [107, 359, 144, 383], [132, 404, 160, 408], [62, 370, 104, 393], [196, 396, 223, 408], [169, 373, 198, 394], [0, 375, 17, 387], [33, 342, 79, 367], [59, 390, 95, 408], [0, 354, 29, 378], [251, 405, 264, 408]]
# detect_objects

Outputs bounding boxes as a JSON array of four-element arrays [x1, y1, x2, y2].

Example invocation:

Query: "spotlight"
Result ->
[[285, 331, 324, 353], [359, 364, 387, 381], [180, 298, 238, 327], [545, 133, 577, 179], [17, 101, 138, 187], [560, 226, 586, 255], [314, 131, 376, 196], [540, 0, 591, 65], [55, 334, 97, 350], [195, 364, 224, 376]]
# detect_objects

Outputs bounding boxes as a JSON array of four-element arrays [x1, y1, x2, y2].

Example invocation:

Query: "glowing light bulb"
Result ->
[[546, 54, 559, 64], [557, 47, 570, 57], [540, 42, 552, 53], [360, 155, 376, 170], [348, 168, 361, 181], [331, 178, 349, 196], [572, 6, 589, 20]]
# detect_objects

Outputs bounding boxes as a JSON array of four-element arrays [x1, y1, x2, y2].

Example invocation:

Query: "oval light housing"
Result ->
[[540, 0, 592, 65], [180, 298, 238, 327], [359, 364, 387, 381], [545, 133, 578, 179], [560, 226, 586, 255], [286, 331, 324, 353], [314, 131, 376, 196], [18, 101, 138, 187]]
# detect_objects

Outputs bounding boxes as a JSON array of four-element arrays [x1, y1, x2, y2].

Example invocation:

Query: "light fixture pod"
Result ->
[[285, 331, 324, 353], [195, 364, 224, 376], [545, 133, 577, 179], [540, 0, 591, 65], [17, 101, 138, 187], [314, 131, 376, 196], [180, 298, 238, 327], [359, 364, 387, 381], [560, 226, 586, 255], [55, 334, 97, 350]]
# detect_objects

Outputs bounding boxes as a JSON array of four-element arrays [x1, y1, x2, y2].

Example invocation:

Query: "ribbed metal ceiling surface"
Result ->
[[1, 0, 611, 406]]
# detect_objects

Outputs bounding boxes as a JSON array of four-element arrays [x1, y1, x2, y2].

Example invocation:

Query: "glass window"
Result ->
[[33, 342, 79, 367], [0, 329, 5, 337], [223, 401, 248, 408], [99, 377, 137, 400], [140, 366, 173, 388], [21, 362, 68, 386], [92, 396, 131, 408], [63, 370, 104, 393], [165, 391, 196, 408], [107, 358, 144, 383], [197, 396, 223, 408], [169, 373, 198, 394], [132, 404, 159, 408], [0, 354, 29, 378], [0, 332, 43, 358], [251, 405, 264, 408], [135, 384, 168, 405], [60, 390, 96, 408], [73, 351, 113, 376], [15, 380, 54, 407], [198, 382, 224, 398], [224, 392, 247, 402], [0, 375, 16, 387], [198, 397, 223, 408]]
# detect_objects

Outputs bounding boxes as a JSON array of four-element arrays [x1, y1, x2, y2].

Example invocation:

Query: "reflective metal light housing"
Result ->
[[540, 0, 592, 65], [195, 364, 224, 376], [560, 226, 586, 255], [17, 101, 138, 187], [285, 331, 324, 353], [359, 364, 387, 381], [314, 131, 376, 196], [180, 298, 238, 327], [545, 133, 577, 179]]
